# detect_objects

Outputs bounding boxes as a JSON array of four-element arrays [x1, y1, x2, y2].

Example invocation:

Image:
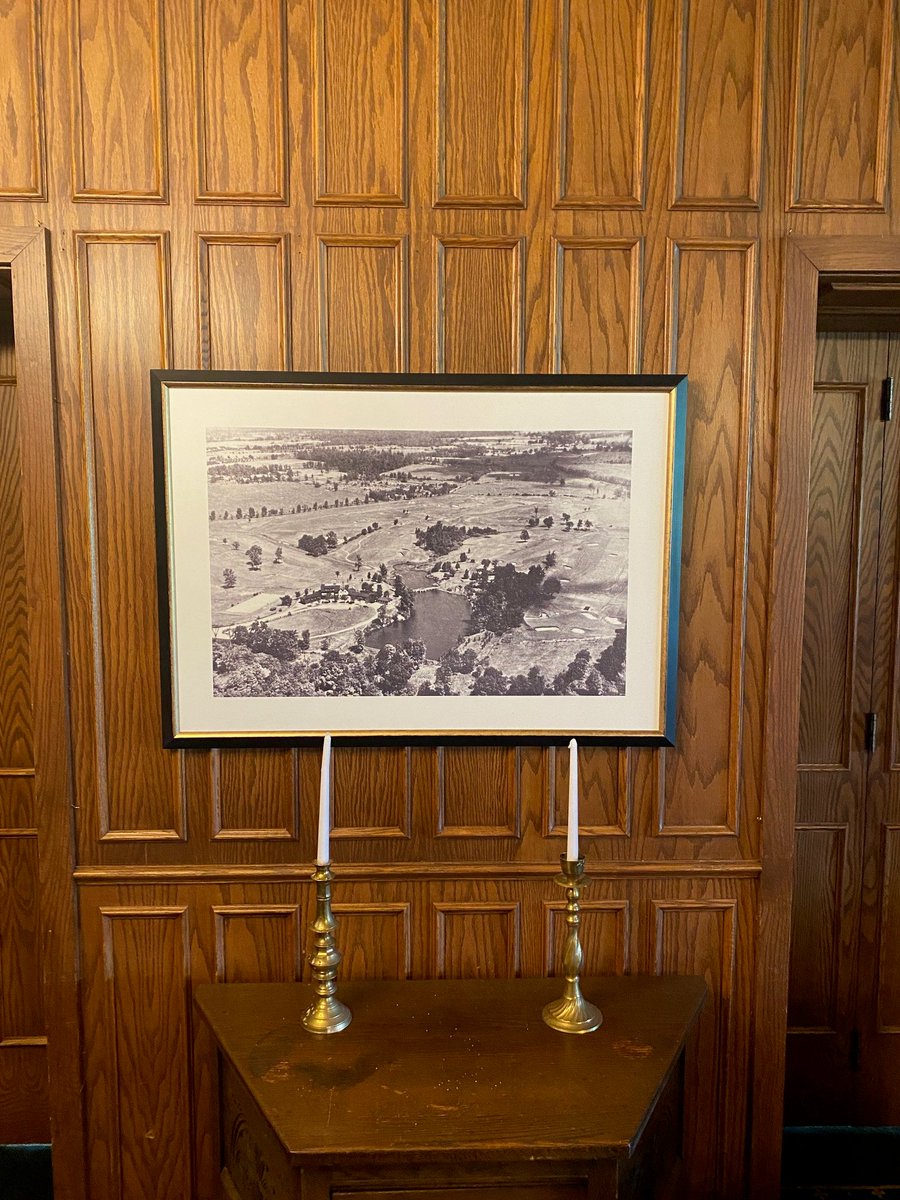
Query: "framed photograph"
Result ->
[[151, 371, 686, 745]]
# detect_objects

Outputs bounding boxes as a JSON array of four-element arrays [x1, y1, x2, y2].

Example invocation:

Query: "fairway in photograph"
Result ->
[[151, 372, 686, 743]]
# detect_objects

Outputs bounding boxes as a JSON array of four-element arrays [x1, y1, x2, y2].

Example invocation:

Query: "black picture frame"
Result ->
[[151, 370, 686, 746]]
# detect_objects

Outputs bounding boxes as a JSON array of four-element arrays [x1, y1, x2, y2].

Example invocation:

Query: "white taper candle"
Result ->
[[566, 737, 580, 862], [316, 734, 332, 865]]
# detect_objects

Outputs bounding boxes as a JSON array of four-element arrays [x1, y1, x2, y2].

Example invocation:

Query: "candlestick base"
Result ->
[[542, 855, 602, 1035], [302, 864, 352, 1035]]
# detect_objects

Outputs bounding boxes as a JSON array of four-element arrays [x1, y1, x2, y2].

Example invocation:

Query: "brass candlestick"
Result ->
[[302, 864, 352, 1034], [542, 855, 602, 1034]]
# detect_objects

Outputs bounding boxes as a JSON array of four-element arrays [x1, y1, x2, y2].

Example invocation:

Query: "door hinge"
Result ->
[[865, 711, 878, 753], [882, 375, 894, 421], [850, 1028, 861, 1072]]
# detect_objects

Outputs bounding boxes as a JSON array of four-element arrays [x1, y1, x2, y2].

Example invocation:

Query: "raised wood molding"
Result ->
[[195, 0, 289, 203], [0, 0, 46, 199], [73, 861, 764, 884], [543, 898, 630, 974], [436, 745, 521, 838], [546, 743, 632, 838], [315, 0, 408, 205], [788, 0, 894, 211], [670, 0, 766, 209], [659, 238, 757, 838], [433, 901, 521, 977], [198, 233, 292, 371], [434, 236, 525, 372], [435, 0, 529, 207], [317, 234, 408, 371], [555, 0, 649, 208], [550, 237, 643, 373], [71, 0, 168, 201]]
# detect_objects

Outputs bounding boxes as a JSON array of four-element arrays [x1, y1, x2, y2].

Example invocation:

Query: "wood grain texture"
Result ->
[[0, 1043, 49, 1142], [211, 749, 298, 840], [437, 746, 519, 837], [73, 0, 166, 198], [556, 0, 648, 207], [549, 743, 630, 838], [85, 908, 192, 1200], [552, 238, 641, 372], [433, 901, 521, 978], [318, 235, 408, 370], [789, 0, 894, 209], [0, 836, 44, 1038], [672, 0, 765, 208], [332, 902, 411, 979], [797, 386, 865, 768], [787, 825, 845, 1030], [0, 0, 45, 197], [316, 0, 407, 204], [544, 899, 629, 975], [199, 234, 291, 370], [436, 0, 528, 205], [214, 904, 302, 982], [0, 775, 34, 830], [332, 745, 410, 840], [653, 897, 737, 1198], [0, 378, 33, 768], [436, 238, 523, 372], [661, 241, 755, 834], [196, 0, 287, 202], [876, 826, 900, 1031], [75, 235, 183, 839]]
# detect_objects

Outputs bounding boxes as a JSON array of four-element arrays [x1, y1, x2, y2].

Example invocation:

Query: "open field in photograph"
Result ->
[[207, 427, 631, 699]]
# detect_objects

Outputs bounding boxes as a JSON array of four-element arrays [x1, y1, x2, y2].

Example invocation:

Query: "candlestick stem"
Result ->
[[302, 865, 351, 1034], [542, 855, 602, 1034]]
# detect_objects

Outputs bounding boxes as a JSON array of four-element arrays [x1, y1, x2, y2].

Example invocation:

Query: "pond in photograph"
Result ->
[[365, 588, 473, 661]]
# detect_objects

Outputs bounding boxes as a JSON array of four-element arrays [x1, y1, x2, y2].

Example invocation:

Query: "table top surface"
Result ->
[[195, 976, 706, 1166]]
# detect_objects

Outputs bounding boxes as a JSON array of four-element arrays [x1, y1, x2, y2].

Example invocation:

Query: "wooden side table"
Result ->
[[194, 976, 706, 1200]]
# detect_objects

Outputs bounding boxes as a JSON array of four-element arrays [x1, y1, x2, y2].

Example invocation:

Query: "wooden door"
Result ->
[[854, 359, 900, 1122], [787, 331, 900, 1123]]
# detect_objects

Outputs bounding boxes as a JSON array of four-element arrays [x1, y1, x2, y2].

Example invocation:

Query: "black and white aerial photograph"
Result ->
[[206, 425, 632, 701], [155, 377, 683, 739]]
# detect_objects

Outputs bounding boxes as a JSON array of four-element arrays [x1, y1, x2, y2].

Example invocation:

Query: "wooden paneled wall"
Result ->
[[0, 1, 898, 1198]]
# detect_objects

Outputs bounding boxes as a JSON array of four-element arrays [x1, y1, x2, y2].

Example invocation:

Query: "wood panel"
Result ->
[[654, 898, 737, 1198], [797, 387, 864, 768], [332, 902, 411, 979], [199, 233, 291, 370], [876, 826, 900, 1031], [316, 0, 407, 204], [433, 901, 521, 977], [211, 749, 298, 840], [555, 0, 648, 208], [318, 235, 408, 370], [214, 904, 302, 982], [544, 899, 629, 975], [332, 745, 410, 841], [72, 0, 166, 199], [85, 908, 192, 1200], [660, 241, 755, 835], [552, 237, 641, 372], [437, 746, 519, 838], [789, 0, 893, 210], [549, 743, 630, 838], [436, 0, 528, 206], [75, 235, 183, 841], [0, 836, 44, 1037], [672, 0, 765, 208], [0, 0, 45, 197], [436, 237, 523, 372], [0, 378, 32, 768], [196, 0, 288, 202], [788, 825, 845, 1030]]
